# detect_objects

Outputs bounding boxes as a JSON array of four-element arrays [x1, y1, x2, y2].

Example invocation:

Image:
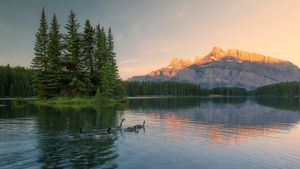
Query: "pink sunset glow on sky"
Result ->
[[1, 0, 300, 79]]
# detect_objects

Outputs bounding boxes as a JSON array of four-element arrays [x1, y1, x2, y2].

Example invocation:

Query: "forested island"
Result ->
[[30, 8, 124, 102]]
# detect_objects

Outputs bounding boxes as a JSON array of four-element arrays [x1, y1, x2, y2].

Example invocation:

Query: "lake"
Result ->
[[0, 97, 300, 169]]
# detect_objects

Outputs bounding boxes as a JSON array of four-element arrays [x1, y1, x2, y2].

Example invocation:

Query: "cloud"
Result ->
[[161, 47, 172, 52], [118, 65, 159, 80], [119, 58, 140, 65], [138, 44, 181, 54], [137, 39, 184, 52]]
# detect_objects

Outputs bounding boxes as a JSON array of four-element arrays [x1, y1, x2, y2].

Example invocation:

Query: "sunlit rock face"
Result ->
[[147, 57, 193, 78], [196, 46, 284, 65], [131, 47, 300, 89]]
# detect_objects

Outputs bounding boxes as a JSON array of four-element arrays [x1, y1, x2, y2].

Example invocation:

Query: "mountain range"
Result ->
[[131, 47, 300, 89]]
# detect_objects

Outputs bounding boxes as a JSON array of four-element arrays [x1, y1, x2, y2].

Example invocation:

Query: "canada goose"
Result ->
[[93, 128, 114, 139], [124, 126, 137, 132], [111, 119, 125, 132], [134, 121, 145, 129], [116, 119, 125, 129]]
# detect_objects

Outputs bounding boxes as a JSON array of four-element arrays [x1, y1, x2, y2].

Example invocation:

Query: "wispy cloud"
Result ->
[[119, 67, 145, 72], [138, 40, 182, 54], [119, 58, 140, 65], [139, 48, 172, 54], [118, 66, 153, 80]]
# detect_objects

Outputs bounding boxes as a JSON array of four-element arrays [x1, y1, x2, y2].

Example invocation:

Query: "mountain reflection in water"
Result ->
[[0, 97, 300, 169]]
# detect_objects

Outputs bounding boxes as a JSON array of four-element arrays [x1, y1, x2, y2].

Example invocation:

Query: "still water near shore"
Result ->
[[0, 97, 300, 169]]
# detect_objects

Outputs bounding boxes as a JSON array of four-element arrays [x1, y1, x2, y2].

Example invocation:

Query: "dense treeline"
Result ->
[[251, 81, 300, 96], [254, 97, 300, 111], [0, 65, 35, 97], [209, 87, 248, 96], [124, 81, 209, 96], [32, 8, 124, 98]]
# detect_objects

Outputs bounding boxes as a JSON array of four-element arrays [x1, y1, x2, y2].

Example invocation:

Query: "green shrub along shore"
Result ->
[[34, 97, 117, 108], [33, 87, 126, 108]]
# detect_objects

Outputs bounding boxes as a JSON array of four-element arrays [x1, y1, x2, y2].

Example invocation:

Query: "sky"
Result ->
[[1, 0, 300, 79]]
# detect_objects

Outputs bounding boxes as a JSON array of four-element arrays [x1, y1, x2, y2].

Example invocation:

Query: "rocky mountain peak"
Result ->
[[147, 57, 192, 77], [201, 47, 285, 64], [210, 46, 226, 58], [131, 47, 300, 89], [168, 57, 193, 69]]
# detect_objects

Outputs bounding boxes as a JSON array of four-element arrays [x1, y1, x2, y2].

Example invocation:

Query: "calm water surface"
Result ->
[[0, 97, 300, 169]]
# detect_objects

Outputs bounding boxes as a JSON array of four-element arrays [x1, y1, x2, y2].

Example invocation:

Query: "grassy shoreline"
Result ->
[[4, 95, 291, 108], [33, 96, 121, 108], [126, 95, 247, 99]]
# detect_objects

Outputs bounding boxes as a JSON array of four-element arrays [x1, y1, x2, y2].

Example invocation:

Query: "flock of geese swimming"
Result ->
[[69, 119, 146, 140]]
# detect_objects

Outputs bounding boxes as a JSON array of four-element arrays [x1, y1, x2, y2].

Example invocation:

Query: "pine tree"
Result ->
[[106, 27, 118, 80], [106, 27, 120, 97], [82, 20, 95, 75], [44, 14, 63, 98], [32, 8, 48, 71], [63, 10, 85, 96], [95, 25, 110, 96], [81, 20, 96, 95], [32, 8, 49, 97], [64, 10, 82, 75]]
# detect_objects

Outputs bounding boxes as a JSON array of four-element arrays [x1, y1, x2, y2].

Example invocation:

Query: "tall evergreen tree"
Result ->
[[44, 14, 63, 98], [106, 27, 118, 80], [95, 25, 110, 96], [32, 8, 49, 97], [81, 20, 96, 95], [63, 10, 82, 75], [106, 27, 120, 96], [32, 8, 48, 71], [82, 20, 95, 75], [63, 10, 85, 96]]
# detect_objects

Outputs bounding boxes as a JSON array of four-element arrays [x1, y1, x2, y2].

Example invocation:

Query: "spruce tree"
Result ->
[[82, 20, 95, 75], [64, 10, 82, 75], [81, 20, 96, 95], [45, 14, 62, 98], [106, 27, 118, 80], [32, 8, 49, 97], [106, 27, 120, 97], [95, 25, 110, 96], [32, 8, 48, 71], [63, 10, 85, 96]]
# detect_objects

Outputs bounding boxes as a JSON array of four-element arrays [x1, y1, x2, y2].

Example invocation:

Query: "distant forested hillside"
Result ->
[[209, 87, 247, 96], [124, 81, 209, 96], [0, 65, 35, 97], [251, 81, 300, 96]]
